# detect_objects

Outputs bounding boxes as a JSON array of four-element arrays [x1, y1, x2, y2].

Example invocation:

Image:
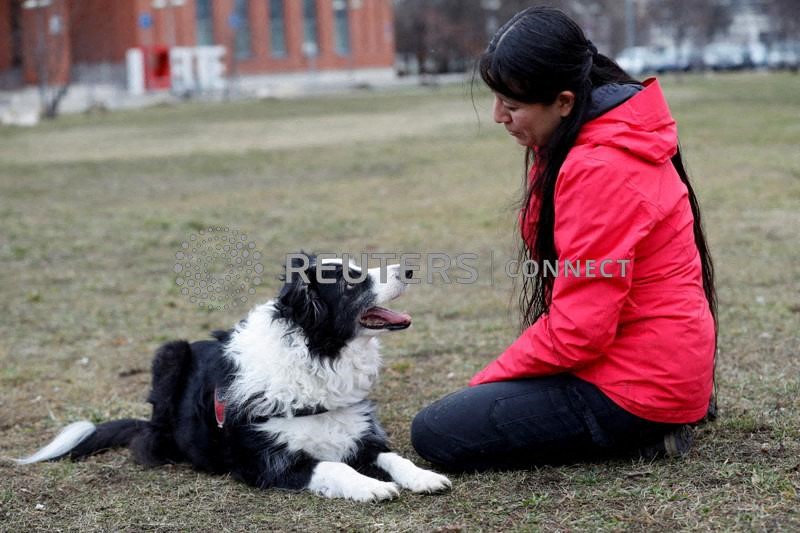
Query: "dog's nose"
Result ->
[[403, 269, 414, 281]]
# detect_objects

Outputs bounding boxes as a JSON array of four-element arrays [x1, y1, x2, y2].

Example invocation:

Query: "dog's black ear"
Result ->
[[276, 252, 327, 327], [277, 278, 327, 324], [280, 251, 316, 283]]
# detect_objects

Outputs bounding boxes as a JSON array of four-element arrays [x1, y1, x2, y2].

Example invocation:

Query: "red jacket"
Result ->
[[470, 79, 715, 424]]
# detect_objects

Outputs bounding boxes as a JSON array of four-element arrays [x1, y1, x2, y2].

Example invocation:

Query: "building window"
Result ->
[[233, 0, 252, 59], [269, 0, 287, 57], [332, 0, 350, 56], [302, 0, 319, 57], [196, 0, 214, 46]]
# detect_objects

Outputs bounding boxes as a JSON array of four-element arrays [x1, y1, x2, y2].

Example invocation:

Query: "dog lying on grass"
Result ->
[[12, 253, 451, 501]]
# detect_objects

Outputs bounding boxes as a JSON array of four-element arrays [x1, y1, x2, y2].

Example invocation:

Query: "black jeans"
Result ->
[[411, 375, 681, 472]]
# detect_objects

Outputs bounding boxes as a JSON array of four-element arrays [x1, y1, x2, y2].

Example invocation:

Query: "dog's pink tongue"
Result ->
[[360, 307, 412, 329]]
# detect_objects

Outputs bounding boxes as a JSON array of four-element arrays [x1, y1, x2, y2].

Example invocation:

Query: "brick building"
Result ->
[[0, 0, 396, 90]]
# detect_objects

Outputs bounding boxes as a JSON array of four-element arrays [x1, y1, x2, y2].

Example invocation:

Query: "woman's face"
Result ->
[[492, 92, 574, 148]]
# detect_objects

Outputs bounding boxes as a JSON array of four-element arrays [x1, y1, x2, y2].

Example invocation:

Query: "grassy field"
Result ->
[[1, 72, 799, 531]]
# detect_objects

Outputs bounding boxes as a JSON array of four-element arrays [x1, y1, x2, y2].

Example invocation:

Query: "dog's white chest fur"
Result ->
[[258, 403, 373, 462], [223, 302, 383, 417]]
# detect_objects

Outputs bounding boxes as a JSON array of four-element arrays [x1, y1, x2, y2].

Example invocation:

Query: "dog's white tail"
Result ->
[[7, 421, 96, 465]]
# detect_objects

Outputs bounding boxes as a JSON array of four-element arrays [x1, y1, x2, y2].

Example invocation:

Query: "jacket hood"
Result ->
[[585, 82, 642, 122], [575, 78, 678, 164]]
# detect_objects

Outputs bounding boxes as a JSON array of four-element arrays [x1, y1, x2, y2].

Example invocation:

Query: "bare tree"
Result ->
[[395, 0, 489, 74], [764, 0, 799, 41], [27, 0, 74, 118], [395, 0, 634, 73], [636, 0, 737, 49], [431, 0, 488, 72]]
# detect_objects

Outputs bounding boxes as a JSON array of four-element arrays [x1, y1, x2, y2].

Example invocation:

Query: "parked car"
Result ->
[[615, 46, 655, 76], [767, 40, 800, 71], [678, 44, 706, 72], [702, 42, 748, 71], [649, 46, 681, 73], [650, 44, 704, 73], [617, 44, 705, 75], [745, 42, 769, 69]]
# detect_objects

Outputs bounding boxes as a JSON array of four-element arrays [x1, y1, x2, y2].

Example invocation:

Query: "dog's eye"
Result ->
[[345, 282, 356, 291]]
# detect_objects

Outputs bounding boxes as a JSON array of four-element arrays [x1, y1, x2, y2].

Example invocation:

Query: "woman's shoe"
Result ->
[[639, 425, 694, 459]]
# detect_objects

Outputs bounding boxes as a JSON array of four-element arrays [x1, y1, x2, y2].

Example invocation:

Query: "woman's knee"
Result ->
[[411, 386, 510, 471], [410, 403, 454, 466], [409, 407, 431, 457]]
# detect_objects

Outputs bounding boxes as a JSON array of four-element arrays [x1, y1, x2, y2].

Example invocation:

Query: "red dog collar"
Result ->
[[213, 385, 330, 428], [214, 386, 226, 428]]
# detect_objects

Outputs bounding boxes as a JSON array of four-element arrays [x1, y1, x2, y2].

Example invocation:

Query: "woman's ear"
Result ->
[[556, 91, 576, 117]]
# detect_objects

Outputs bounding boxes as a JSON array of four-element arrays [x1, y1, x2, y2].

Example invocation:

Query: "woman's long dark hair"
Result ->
[[479, 7, 717, 409]]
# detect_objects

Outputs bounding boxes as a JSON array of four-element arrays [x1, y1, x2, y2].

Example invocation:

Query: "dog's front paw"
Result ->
[[347, 478, 401, 502], [402, 468, 452, 494], [308, 461, 400, 502], [375, 452, 452, 494]]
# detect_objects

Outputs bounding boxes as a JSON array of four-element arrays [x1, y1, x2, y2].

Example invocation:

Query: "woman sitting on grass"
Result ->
[[411, 6, 717, 471]]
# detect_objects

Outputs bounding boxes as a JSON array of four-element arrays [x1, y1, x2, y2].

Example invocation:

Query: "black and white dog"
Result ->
[[13, 253, 450, 501]]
